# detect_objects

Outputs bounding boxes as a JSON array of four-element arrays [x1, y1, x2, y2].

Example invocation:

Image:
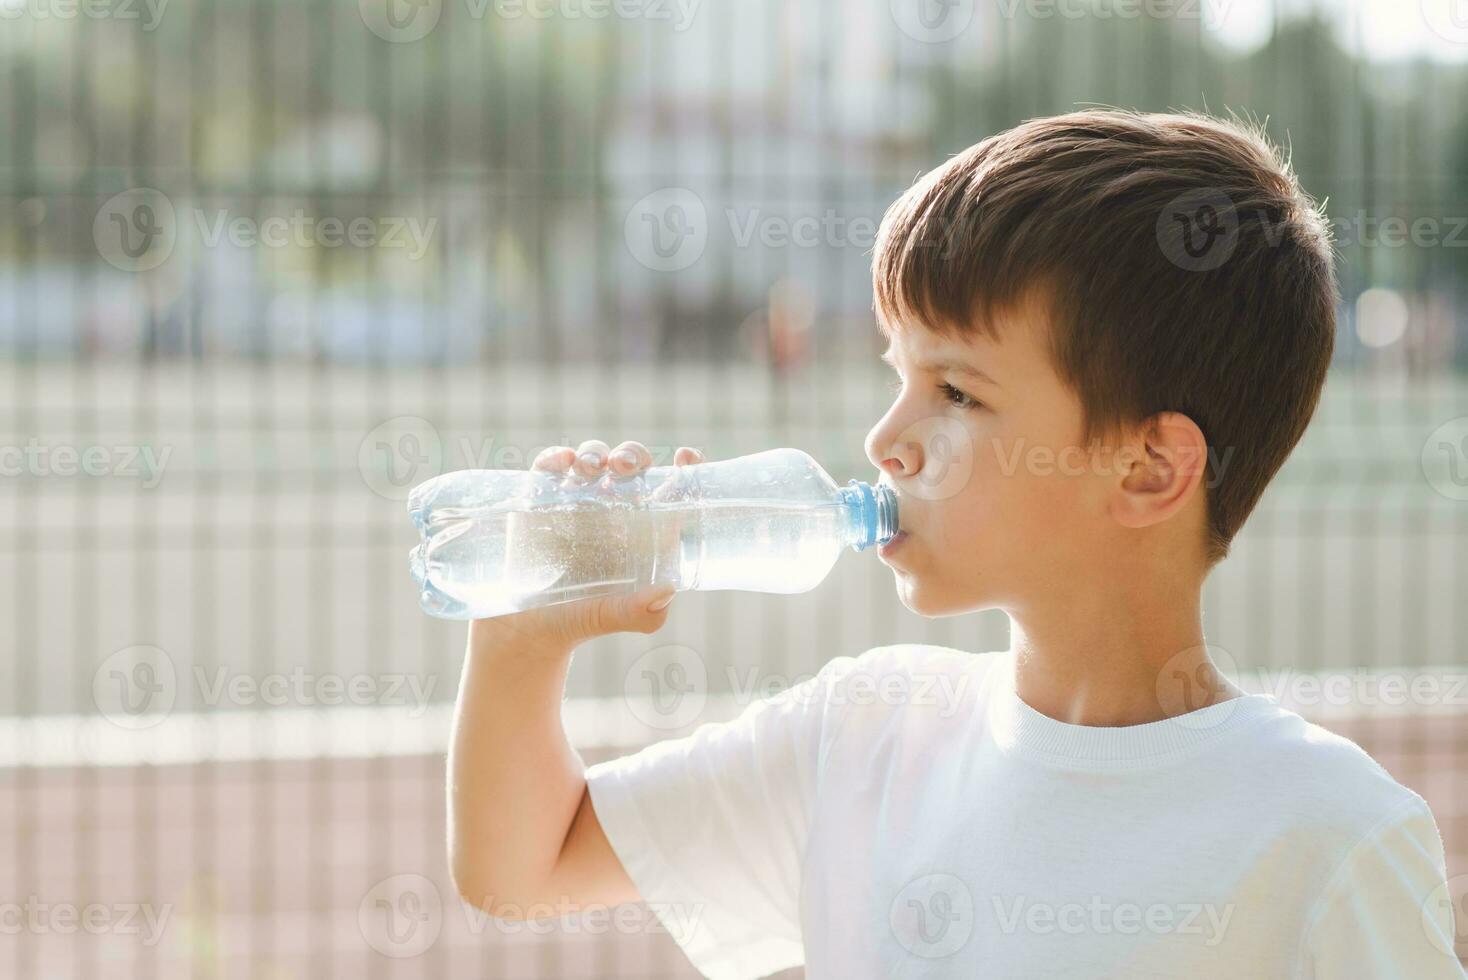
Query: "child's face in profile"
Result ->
[[865, 296, 1114, 618]]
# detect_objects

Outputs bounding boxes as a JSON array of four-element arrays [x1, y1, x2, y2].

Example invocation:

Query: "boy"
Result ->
[[447, 110, 1466, 977]]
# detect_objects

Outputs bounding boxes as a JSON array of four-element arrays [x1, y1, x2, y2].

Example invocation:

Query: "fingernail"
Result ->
[[578, 451, 604, 469], [612, 449, 636, 468], [646, 588, 676, 612]]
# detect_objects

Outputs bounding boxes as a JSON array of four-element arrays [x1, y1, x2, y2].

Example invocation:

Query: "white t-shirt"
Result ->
[[584, 644, 1466, 979]]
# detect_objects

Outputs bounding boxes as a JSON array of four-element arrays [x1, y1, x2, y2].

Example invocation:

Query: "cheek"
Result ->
[[965, 425, 1087, 530], [917, 433, 1001, 544]]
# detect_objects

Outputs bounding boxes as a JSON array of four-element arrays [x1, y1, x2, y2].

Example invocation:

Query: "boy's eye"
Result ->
[[886, 376, 982, 411], [939, 381, 982, 411]]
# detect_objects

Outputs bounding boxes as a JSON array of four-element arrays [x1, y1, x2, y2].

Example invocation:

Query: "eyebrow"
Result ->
[[881, 346, 1001, 388]]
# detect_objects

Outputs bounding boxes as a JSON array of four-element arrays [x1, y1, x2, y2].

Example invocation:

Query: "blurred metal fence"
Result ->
[[3, 0, 1468, 976]]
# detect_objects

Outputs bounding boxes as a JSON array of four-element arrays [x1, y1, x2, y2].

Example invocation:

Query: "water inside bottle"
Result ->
[[415, 494, 848, 617]]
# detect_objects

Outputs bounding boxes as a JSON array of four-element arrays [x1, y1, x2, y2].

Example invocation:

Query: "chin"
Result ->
[[893, 576, 964, 618], [891, 569, 997, 619]]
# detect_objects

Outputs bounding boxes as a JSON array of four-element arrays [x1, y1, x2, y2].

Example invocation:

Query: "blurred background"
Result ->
[[2, 0, 1467, 975]]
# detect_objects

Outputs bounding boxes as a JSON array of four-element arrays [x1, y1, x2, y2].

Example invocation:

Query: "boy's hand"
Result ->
[[475, 439, 706, 651]]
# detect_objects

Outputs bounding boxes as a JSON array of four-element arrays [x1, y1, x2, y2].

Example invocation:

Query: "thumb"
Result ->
[[564, 584, 678, 642], [624, 584, 678, 632]]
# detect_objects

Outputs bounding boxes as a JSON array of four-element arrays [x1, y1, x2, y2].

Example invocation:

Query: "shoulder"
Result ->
[[1284, 725, 1452, 972], [1219, 705, 1441, 879], [1237, 707, 1428, 827]]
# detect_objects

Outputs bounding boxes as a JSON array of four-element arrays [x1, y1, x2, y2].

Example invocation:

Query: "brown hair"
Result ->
[[872, 109, 1337, 565]]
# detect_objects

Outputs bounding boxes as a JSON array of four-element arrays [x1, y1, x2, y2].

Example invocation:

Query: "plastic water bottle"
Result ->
[[407, 447, 899, 620]]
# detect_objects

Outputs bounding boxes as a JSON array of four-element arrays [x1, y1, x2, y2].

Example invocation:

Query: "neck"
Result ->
[[1004, 559, 1240, 728]]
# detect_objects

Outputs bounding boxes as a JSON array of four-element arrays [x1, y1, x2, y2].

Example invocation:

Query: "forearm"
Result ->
[[447, 618, 586, 908]]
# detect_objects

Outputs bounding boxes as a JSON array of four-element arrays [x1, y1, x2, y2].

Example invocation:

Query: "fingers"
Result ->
[[609, 441, 652, 476], [529, 442, 615, 480], [531, 442, 705, 478], [573, 439, 612, 479], [531, 445, 576, 474]]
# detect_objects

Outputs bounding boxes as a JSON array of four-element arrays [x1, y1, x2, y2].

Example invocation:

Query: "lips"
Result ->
[[879, 529, 909, 558]]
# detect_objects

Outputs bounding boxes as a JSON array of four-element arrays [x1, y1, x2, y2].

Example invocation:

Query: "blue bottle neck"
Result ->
[[839, 480, 899, 551]]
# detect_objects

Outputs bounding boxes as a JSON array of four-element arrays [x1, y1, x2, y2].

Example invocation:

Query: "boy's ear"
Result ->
[[1108, 411, 1209, 530]]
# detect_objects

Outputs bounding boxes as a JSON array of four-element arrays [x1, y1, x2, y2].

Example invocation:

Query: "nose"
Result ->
[[865, 422, 922, 483]]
